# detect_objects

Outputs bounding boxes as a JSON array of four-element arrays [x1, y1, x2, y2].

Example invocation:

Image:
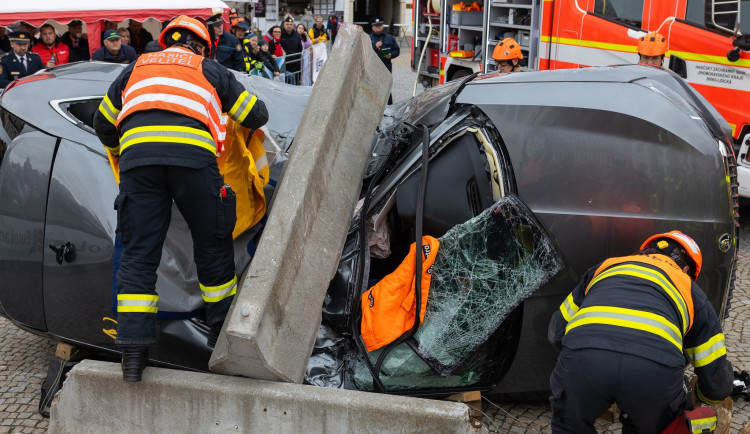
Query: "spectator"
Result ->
[[17, 22, 38, 48], [297, 24, 312, 50], [128, 19, 153, 55], [233, 20, 258, 73], [118, 28, 131, 46], [32, 24, 70, 68], [207, 13, 244, 72], [0, 31, 43, 89], [280, 16, 302, 79], [264, 26, 284, 58], [309, 16, 328, 44], [369, 16, 399, 103], [327, 11, 339, 44], [256, 37, 280, 78], [92, 29, 138, 64], [143, 40, 163, 53], [0, 27, 10, 54], [61, 20, 90, 61]]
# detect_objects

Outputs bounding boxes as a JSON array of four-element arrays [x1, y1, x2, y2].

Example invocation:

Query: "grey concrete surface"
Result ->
[[209, 24, 393, 382], [0, 51, 749, 433], [50, 359, 483, 433]]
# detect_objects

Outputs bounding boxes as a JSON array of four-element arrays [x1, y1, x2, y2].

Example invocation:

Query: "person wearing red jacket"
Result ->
[[264, 26, 284, 58], [32, 24, 70, 68]]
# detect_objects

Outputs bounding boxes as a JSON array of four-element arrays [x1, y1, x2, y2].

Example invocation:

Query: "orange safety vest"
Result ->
[[361, 236, 440, 352], [117, 47, 227, 152], [586, 254, 695, 333]]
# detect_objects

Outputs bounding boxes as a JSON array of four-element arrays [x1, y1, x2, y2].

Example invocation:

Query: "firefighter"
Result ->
[[492, 37, 523, 73], [93, 15, 268, 382], [548, 231, 733, 433], [638, 31, 667, 67]]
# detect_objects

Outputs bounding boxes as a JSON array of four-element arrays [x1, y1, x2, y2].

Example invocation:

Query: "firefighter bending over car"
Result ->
[[638, 31, 667, 67], [93, 15, 268, 382], [548, 231, 732, 433], [492, 37, 523, 73]]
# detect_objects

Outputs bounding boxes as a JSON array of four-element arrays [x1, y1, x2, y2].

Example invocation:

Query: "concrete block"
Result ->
[[50, 360, 484, 433], [208, 24, 392, 381]]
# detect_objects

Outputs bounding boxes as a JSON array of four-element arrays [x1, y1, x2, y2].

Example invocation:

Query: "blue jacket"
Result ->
[[369, 31, 399, 71], [0, 51, 44, 88], [92, 44, 138, 64]]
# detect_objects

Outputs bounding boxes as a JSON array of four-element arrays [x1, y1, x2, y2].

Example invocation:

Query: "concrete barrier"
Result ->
[[50, 360, 483, 433], [208, 24, 392, 381]]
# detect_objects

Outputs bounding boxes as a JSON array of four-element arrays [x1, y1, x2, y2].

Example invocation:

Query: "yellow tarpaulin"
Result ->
[[105, 118, 268, 239]]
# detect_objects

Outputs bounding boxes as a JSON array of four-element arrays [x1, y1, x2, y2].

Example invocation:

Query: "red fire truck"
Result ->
[[412, 0, 750, 194]]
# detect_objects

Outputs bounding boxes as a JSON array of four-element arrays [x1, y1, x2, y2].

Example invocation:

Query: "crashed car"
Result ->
[[0, 61, 738, 398]]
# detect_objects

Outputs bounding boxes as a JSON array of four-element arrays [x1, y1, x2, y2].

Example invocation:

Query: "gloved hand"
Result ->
[[254, 61, 264, 70]]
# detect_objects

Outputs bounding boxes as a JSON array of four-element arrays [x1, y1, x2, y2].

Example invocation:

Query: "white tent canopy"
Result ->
[[0, 0, 229, 54]]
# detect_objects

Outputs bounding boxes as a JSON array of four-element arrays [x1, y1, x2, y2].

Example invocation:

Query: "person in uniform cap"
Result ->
[[61, 19, 90, 61], [92, 29, 138, 64], [369, 16, 399, 104], [280, 16, 302, 79], [0, 31, 44, 89], [207, 13, 244, 71]]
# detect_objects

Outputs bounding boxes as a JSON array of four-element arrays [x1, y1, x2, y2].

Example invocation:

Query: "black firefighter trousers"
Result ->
[[114, 163, 237, 347], [550, 347, 689, 434]]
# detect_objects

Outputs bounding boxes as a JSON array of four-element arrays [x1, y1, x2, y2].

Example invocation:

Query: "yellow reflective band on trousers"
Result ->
[[566, 306, 683, 351], [227, 91, 257, 124], [696, 385, 723, 405], [686, 333, 727, 368], [688, 416, 717, 433], [585, 264, 690, 334], [200, 276, 238, 303], [559, 293, 579, 322], [117, 294, 159, 313], [98, 94, 121, 125], [119, 125, 218, 155]]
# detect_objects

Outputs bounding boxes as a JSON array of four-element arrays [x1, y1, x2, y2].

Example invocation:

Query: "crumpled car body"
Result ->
[[0, 61, 737, 397]]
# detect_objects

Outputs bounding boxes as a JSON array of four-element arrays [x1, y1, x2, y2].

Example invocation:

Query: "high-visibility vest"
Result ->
[[117, 47, 227, 153], [585, 254, 695, 335]]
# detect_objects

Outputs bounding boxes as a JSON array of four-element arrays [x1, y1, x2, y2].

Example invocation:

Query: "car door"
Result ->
[[42, 138, 119, 347], [0, 109, 56, 331]]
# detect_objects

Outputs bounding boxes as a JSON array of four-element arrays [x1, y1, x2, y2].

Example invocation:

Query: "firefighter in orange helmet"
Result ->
[[548, 231, 732, 433], [492, 37, 523, 73], [93, 15, 268, 382], [638, 31, 668, 67]]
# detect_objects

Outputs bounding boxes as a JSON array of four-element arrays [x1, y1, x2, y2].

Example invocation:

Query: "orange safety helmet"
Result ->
[[158, 15, 212, 49], [640, 230, 702, 280], [638, 32, 667, 57], [492, 38, 523, 61]]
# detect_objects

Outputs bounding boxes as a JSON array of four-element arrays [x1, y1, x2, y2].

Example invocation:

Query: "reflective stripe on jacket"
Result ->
[[566, 254, 694, 350], [117, 47, 227, 153]]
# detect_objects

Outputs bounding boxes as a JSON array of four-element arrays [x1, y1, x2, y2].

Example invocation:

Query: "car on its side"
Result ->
[[0, 61, 738, 398]]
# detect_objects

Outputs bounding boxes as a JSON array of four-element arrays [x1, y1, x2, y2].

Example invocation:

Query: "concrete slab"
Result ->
[[208, 25, 392, 381], [50, 360, 483, 433]]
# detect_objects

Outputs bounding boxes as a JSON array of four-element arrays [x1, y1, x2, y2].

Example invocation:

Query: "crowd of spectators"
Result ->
[[0, 10, 343, 88]]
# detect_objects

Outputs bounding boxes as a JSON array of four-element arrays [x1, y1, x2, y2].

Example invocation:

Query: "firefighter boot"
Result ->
[[207, 322, 224, 349], [121, 347, 149, 382]]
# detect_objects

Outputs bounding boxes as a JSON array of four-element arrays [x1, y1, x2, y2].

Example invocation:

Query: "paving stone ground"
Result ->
[[0, 53, 747, 432]]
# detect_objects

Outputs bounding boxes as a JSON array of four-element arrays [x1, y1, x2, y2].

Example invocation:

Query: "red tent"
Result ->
[[0, 0, 229, 55]]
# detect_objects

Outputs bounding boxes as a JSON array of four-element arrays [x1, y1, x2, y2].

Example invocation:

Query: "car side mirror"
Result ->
[[668, 55, 687, 78]]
